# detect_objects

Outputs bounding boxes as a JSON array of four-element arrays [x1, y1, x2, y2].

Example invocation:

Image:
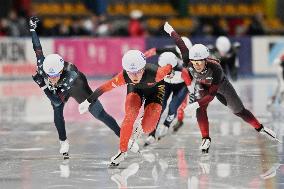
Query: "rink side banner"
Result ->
[[0, 38, 53, 79], [252, 36, 284, 74], [54, 38, 145, 76], [0, 37, 254, 79]]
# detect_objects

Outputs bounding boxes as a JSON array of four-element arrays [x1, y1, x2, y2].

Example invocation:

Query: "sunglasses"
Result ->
[[190, 60, 205, 65], [126, 68, 145, 75], [47, 70, 63, 78]]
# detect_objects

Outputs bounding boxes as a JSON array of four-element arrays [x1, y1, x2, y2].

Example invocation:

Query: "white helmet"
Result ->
[[189, 44, 210, 60], [122, 50, 146, 72], [43, 54, 64, 77], [176, 36, 193, 55], [158, 52, 178, 67], [216, 36, 231, 54]]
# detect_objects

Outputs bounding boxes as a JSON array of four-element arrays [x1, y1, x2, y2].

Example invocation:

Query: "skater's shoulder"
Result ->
[[206, 58, 221, 68], [64, 62, 78, 72]]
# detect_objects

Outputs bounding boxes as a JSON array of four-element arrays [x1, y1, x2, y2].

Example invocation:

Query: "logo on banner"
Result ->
[[0, 41, 26, 62]]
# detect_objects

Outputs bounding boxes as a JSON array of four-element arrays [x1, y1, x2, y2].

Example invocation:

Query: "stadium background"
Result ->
[[0, 0, 283, 79], [0, 1, 284, 188]]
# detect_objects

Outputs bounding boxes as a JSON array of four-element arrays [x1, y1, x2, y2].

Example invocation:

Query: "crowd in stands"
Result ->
[[0, 0, 282, 38]]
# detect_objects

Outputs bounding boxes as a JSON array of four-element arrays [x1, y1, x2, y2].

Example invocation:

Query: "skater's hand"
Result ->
[[29, 16, 40, 31], [185, 102, 199, 116], [32, 72, 46, 89], [163, 22, 174, 35], [79, 99, 91, 114]]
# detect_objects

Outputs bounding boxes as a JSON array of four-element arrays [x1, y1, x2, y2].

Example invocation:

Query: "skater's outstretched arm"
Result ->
[[87, 71, 126, 103], [155, 64, 173, 82], [29, 16, 45, 75], [163, 22, 190, 68], [29, 16, 63, 106], [79, 72, 126, 114]]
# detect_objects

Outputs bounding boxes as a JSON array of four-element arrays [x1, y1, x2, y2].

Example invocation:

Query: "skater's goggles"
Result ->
[[47, 70, 63, 78], [126, 68, 145, 75], [190, 60, 205, 65]]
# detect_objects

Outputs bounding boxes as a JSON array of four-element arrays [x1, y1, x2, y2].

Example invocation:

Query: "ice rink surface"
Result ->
[[0, 77, 283, 189]]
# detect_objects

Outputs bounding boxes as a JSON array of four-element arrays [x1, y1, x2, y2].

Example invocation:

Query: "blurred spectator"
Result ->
[[5, 10, 28, 36], [202, 23, 214, 38], [0, 18, 8, 36], [190, 17, 203, 36], [70, 18, 89, 36], [110, 18, 129, 36], [83, 14, 98, 35], [128, 10, 145, 37], [53, 23, 70, 37], [96, 15, 111, 37], [215, 18, 229, 36], [247, 13, 266, 35]]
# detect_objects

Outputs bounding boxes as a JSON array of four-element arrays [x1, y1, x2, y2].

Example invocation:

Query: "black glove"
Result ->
[[29, 16, 40, 31], [32, 72, 46, 88]]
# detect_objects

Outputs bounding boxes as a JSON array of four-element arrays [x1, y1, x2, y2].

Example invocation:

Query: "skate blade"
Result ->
[[173, 127, 181, 133], [157, 137, 164, 141], [108, 162, 120, 168], [143, 143, 150, 147], [63, 153, 69, 160], [201, 149, 209, 154], [275, 138, 283, 144]]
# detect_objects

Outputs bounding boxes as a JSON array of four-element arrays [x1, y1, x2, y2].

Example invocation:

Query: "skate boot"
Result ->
[[59, 139, 69, 159], [200, 137, 211, 154], [173, 121, 183, 132], [128, 139, 140, 153], [109, 150, 127, 167], [157, 125, 169, 140], [257, 125, 280, 142], [143, 135, 156, 147]]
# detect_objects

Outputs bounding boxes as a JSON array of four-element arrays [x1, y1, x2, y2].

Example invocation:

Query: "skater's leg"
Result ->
[[52, 103, 67, 141], [164, 86, 188, 127], [218, 81, 278, 141], [177, 94, 188, 122], [52, 103, 69, 158], [196, 105, 209, 138], [234, 108, 261, 129], [149, 84, 172, 137], [196, 105, 211, 153], [89, 100, 120, 137], [141, 103, 163, 134], [120, 93, 142, 152]]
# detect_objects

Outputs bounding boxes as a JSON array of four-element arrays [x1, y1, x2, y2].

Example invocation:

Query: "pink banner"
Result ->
[[54, 38, 145, 76]]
